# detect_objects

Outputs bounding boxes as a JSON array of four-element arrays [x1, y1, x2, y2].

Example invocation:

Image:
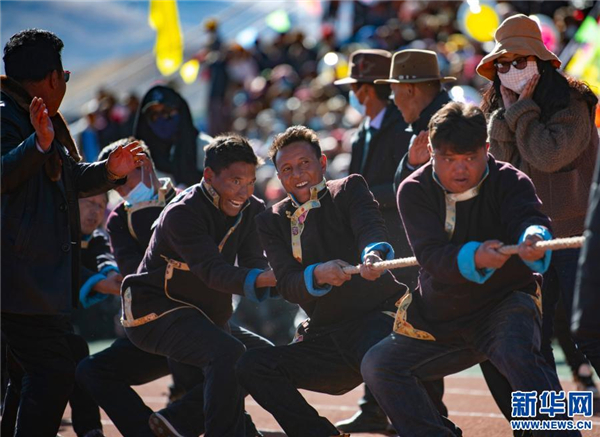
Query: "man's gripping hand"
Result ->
[[314, 260, 352, 287], [360, 251, 383, 281], [475, 240, 510, 270]]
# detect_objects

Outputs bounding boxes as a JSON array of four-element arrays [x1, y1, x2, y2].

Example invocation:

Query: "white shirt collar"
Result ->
[[366, 107, 386, 130]]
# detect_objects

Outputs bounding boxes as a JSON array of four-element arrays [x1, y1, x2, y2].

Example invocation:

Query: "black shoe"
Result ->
[[335, 410, 390, 433], [149, 412, 185, 437], [573, 364, 599, 398], [244, 410, 264, 437]]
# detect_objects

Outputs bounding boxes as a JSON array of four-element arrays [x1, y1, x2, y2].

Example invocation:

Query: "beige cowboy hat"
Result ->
[[476, 14, 561, 81], [333, 49, 392, 85], [374, 49, 456, 84]]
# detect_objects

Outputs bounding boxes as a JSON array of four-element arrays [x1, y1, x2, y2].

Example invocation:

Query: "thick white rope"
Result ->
[[342, 236, 585, 275]]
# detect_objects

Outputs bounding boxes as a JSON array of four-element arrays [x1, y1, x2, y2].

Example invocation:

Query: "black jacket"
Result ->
[[121, 183, 270, 328], [1, 76, 122, 315], [80, 229, 119, 286], [398, 156, 550, 341], [349, 103, 414, 263], [349, 103, 411, 210], [573, 146, 600, 339], [106, 178, 178, 276], [393, 91, 452, 191], [256, 175, 405, 329]]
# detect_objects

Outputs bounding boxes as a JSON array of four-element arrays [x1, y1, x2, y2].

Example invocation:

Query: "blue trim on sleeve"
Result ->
[[304, 263, 333, 297], [519, 225, 552, 273], [458, 242, 496, 284], [362, 242, 395, 262], [244, 269, 270, 303], [99, 265, 119, 276], [79, 274, 110, 309]]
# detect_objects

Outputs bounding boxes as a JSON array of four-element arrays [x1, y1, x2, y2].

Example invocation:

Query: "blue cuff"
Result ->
[[79, 273, 110, 309], [519, 225, 552, 273], [304, 263, 333, 297], [244, 269, 271, 303], [99, 265, 119, 276], [458, 242, 496, 284], [361, 242, 395, 262]]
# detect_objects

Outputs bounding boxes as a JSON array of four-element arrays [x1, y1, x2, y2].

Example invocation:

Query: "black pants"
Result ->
[[236, 311, 399, 437], [79, 319, 272, 437], [2, 333, 101, 437], [0, 313, 87, 437]]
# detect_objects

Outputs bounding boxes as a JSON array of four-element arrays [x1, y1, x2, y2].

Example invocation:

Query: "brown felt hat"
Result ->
[[476, 14, 561, 81], [374, 49, 456, 84], [333, 49, 392, 85]]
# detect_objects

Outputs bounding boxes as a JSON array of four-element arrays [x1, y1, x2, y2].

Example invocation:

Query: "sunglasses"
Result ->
[[64, 70, 71, 83], [493, 57, 532, 74]]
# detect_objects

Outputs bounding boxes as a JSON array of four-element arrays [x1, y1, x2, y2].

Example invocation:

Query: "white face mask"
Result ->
[[349, 90, 366, 116], [498, 60, 538, 95]]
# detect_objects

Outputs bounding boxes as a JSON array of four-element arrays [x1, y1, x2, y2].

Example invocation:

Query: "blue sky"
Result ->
[[0, 1, 235, 73], [0, 1, 318, 119]]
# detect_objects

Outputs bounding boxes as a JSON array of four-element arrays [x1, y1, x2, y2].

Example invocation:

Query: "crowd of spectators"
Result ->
[[72, 0, 597, 208]]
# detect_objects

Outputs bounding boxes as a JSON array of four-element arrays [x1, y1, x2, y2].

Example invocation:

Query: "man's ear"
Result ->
[[204, 167, 215, 183], [49, 70, 59, 89], [320, 154, 327, 174], [427, 143, 434, 155]]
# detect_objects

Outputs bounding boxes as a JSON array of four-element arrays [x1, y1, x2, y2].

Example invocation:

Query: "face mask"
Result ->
[[349, 90, 366, 116], [498, 61, 538, 95], [124, 181, 155, 205], [148, 114, 180, 141]]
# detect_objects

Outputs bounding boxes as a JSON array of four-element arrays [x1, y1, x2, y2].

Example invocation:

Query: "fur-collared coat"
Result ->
[[1, 75, 121, 315]]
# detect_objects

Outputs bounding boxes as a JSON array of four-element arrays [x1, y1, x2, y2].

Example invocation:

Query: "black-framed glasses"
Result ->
[[493, 57, 530, 74], [64, 70, 71, 83]]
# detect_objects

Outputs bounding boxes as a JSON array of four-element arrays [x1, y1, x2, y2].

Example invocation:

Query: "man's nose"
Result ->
[[454, 161, 467, 172]]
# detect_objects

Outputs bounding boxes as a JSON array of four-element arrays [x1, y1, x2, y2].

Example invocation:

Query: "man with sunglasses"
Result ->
[[332, 49, 413, 434], [1, 29, 141, 437]]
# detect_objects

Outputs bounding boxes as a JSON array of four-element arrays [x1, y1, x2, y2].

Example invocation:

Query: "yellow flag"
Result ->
[[149, 0, 183, 76]]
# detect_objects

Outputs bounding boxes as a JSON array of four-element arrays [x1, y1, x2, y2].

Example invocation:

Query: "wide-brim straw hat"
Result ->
[[374, 49, 456, 84], [333, 49, 392, 85], [476, 14, 561, 81]]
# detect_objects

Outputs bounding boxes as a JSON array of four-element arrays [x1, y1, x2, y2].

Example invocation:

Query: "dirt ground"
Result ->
[[61, 373, 600, 437]]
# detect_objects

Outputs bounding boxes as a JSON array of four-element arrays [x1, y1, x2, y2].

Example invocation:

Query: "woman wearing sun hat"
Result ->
[[478, 13, 600, 384]]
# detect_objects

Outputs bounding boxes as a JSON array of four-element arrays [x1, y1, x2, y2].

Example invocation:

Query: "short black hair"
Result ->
[[372, 83, 392, 102], [3, 29, 64, 82], [269, 125, 321, 167], [428, 102, 487, 154], [98, 137, 151, 162], [204, 134, 258, 175]]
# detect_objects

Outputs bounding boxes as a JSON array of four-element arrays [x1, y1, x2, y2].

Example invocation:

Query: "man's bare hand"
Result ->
[[475, 240, 510, 270], [360, 251, 383, 281], [314, 260, 352, 287], [407, 131, 431, 167], [256, 269, 277, 288], [94, 272, 123, 295], [30, 97, 54, 151], [518, 235, 546, 263], [106, 141, 147, 179]]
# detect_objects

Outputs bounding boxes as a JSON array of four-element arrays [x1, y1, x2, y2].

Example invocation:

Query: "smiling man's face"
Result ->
[[275, 141, 326, 204], [205, 161, 256, 217]]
